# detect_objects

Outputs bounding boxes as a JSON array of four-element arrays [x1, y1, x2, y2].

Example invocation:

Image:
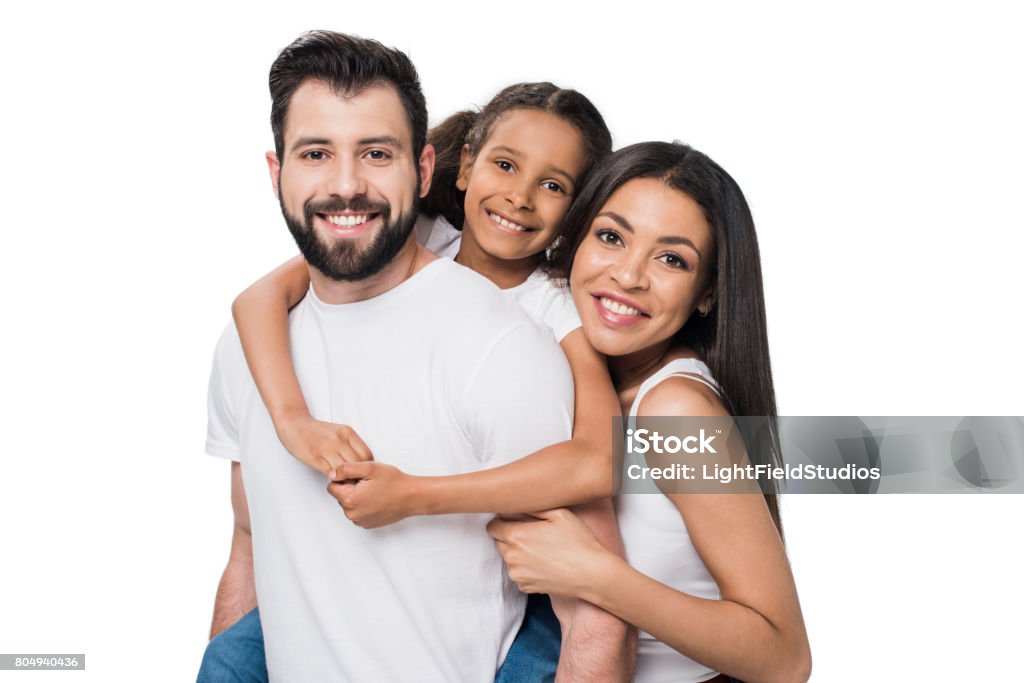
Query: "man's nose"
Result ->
[[326, 158, 368, 199]]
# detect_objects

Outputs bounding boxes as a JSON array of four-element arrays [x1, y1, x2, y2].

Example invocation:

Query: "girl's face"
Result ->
[[570, 178, 716, 359], [457, 110, 588, 262]]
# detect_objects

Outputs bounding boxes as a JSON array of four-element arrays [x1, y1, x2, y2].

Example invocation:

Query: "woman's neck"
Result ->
[[454, 228, 542, 290], [608, 339, 676, 395]]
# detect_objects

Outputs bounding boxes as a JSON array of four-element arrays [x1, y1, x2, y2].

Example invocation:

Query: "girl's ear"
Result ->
[[456, 144, 473, 191]]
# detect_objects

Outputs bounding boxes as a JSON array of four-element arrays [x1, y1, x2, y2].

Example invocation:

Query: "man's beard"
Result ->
[[280, 191, 419, 282]]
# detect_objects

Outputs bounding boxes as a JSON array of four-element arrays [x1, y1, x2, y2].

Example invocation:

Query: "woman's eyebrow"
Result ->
[[597, 211, 703, 258]]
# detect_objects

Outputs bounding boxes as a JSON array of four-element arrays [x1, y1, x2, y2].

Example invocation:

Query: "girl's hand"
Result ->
[[486, 509, 613, 598], [327, 462, 420, 528], [276, 414, 373, 477]]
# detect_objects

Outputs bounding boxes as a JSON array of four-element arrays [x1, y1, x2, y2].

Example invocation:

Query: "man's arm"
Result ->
[[552, 499, 637, 683], [209, 462, 256, 639]]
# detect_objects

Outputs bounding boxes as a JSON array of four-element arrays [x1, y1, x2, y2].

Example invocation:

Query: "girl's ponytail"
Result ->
[[421, 110, 479, 229]]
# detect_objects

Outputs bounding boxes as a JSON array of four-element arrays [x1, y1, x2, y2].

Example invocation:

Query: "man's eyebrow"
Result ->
[[289, 135, 405, 150], [290, 136, 332, 150], [491, 145, 577, 185], [359, 135, 403, 148], [597, 211, 704, 258]]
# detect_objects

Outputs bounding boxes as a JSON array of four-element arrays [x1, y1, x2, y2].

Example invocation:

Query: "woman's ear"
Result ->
[[456, 144, 473, 191], [698, 288, 716, 317]]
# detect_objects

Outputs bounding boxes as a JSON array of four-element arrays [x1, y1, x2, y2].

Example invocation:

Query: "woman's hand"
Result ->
[[486, 508, 616, 598], [275, 414, 373, 477], [326, 462, 421, 528]]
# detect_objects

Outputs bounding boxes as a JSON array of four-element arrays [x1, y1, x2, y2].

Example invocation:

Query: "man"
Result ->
[[200, 31, 628, 681]]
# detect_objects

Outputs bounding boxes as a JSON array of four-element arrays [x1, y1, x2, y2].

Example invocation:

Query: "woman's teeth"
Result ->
[[600, 297, 642, 317], [489, 212, 528, 232], [326, 214, 371, 227]]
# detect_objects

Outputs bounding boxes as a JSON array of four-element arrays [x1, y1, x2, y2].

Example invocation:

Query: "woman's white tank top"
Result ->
[[616, 358, 723, 683]]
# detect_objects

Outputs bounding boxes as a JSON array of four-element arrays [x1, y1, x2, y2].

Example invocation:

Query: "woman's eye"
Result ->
[[543, 181, 566, 194], [659, 253, 689, 270], [596, 229, 622, 246]]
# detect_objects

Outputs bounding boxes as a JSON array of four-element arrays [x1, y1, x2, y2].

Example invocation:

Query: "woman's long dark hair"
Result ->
[[420, 82, 612, 230], [553, 141, 784, 531]]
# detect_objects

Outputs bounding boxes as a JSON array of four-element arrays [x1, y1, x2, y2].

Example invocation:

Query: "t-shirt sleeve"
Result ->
[[461, 321, 574, 467], [205, 323, 244, 461], [415, 214, 462, 260], [542, 282, 582, 343]]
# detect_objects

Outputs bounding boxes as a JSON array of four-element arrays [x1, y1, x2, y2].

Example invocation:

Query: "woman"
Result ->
[[487, 142, 812, 683]]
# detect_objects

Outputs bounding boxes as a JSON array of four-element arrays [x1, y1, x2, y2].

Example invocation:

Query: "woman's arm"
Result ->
[[232, 256, 372, 476], [488, 381, 812, 683], [330, 327, 620, 527]]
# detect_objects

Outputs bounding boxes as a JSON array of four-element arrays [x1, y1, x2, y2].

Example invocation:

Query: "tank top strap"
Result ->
[[628, 358, 721, 419]]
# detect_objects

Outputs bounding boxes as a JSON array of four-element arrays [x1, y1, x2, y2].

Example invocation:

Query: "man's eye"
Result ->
[[596, 229, 621, 245], [366, 149, 390, 161], [305, 150, 326, 161]]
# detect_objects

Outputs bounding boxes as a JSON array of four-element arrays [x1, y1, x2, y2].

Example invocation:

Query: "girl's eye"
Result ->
[[496, 160, 514, 172], [543, 181, 566, 194], [659, 253, 689, 270], [596, 229, 622, 246]]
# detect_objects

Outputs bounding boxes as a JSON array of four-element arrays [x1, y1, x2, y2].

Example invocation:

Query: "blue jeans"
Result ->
[[197, 594, 561, 682], [495, 594, 561, 682], [197, 607, 268, 683]]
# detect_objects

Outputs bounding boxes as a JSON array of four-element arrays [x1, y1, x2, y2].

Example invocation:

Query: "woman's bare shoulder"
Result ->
[[636, 373, 729, 419]]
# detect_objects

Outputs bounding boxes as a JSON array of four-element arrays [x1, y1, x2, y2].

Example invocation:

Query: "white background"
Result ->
[[1, 1, 1021, 680]]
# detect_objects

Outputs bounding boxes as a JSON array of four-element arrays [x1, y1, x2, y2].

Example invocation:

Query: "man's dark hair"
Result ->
[[269, 30, 428, 160]]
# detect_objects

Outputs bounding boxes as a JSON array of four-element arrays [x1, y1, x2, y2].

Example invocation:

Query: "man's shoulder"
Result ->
[[427, 260, 533, 323], [209, 320, 251, 385]]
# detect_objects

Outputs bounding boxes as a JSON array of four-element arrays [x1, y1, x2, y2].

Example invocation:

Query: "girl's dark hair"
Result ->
[[421, 82, 612, 229], [553, 141, 784, 531]]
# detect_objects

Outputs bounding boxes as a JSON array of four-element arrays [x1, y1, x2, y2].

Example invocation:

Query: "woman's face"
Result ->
[[457, 110, 587, 262], [570, 178, 715, 358]]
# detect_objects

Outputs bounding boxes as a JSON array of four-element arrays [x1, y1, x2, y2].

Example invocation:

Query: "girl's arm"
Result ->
[[488, 382, 812, 683], [331, 326, 620, 526], [232, 256, 372, 476]]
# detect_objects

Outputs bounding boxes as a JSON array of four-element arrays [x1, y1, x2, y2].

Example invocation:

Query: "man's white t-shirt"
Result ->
[[206, 258, 574, 682], [416, 214, 581, 343]]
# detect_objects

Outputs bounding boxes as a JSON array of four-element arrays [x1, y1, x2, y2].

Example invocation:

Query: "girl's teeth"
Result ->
[[327, 214, 371, 227], [600, 297, 641, 317], [490, 212, 526, 231]]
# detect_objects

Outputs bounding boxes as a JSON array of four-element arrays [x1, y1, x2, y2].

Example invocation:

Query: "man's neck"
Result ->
[[309, 234, 435, 305]]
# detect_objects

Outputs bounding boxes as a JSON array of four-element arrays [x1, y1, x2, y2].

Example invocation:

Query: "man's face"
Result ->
[[267, 79, 429, 281]]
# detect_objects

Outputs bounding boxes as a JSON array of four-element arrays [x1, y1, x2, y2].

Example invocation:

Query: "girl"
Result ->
[[487, 142, 812, 683]]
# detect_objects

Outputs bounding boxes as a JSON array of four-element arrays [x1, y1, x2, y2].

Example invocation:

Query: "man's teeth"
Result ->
[[326, 214, 372, 227], [489, 212, 528, 232], [600, 297, 642, 317]]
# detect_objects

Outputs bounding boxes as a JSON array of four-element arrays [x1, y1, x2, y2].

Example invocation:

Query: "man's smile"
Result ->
[[316, 211, 381, 237]]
